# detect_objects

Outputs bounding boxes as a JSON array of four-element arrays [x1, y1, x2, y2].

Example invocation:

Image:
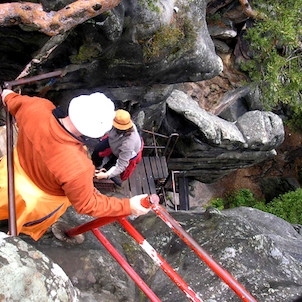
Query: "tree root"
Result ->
[[238, 0, 266, 19], [0, 0, 121, 36]]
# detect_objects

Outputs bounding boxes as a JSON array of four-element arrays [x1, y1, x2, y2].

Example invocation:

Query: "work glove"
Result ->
[[0, 87, 13, 107], [130, 194, 151, 216], [1, 89, 14, 106], [95, 168, 109, 179]]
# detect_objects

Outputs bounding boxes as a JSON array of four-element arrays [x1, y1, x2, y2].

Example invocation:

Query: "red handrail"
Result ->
[[66, 215, 202, 301], [66, 194, 258, 302], [142, 195, 257, 302], [92, 228, 161, 302], [65, 215, 127, 237], [118, 217, 202, 302]]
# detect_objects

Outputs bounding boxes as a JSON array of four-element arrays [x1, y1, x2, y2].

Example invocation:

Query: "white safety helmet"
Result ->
[[68, 92, 115, 138]]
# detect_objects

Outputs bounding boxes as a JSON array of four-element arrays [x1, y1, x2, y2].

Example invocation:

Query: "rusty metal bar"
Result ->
[[3, 70, 64, 237], [5, 104, 17, 236], [4, 70, 63, 88], [171, 170, 179, 211], [142, 130, 178, 162], [151, 128, 159, 157], [164, 133, 179, 163], [142, 129, 169, 139], [143, 146, 165, 149], [161, 185, 167, 207]]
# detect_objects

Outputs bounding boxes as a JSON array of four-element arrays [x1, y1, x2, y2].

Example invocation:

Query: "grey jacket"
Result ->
[[107, 124, 141, 178]]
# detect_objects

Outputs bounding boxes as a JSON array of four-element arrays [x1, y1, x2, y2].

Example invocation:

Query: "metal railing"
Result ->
[[142, 129, 179, 162], [66, 195, 258, 302]]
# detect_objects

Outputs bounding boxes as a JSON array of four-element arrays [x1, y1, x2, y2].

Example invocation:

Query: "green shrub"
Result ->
[[138, 0, 160, 13], [286, 111, 302, 133], [209, 188, 302, 224], [227, 188, 258, 208], [252, 201, 268, 212], [142, 8, 197, 62], [262, 188, 302, 224], [209, 189, 259, 210], [209, 197, 225, 210], [241, 0, 302, 119]]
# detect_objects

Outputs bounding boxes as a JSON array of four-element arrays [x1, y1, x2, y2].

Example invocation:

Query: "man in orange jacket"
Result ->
[[0, 89, 150, 240]]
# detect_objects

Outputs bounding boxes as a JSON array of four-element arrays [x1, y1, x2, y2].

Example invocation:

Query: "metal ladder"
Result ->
[[66, 195, 258, 302]]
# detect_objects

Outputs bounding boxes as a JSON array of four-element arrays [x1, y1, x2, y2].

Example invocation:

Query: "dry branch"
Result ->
[[238, 0, 265, 19], [0, 0, 121, 36], [17, 32, 70, 79]]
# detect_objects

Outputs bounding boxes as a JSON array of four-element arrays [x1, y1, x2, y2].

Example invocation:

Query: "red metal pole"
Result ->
[[144, 195, 257, 302], [118, 217, 203, 302], [67, 195, 257, 301], [92, 228, 161, 302], [65, 215, 128, 237]]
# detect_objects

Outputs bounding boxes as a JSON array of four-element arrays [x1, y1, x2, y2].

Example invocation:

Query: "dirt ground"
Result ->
[[190, 125, 302, 208]]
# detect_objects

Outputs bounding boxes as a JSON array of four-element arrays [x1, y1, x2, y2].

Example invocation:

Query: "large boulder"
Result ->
[[132, 207, 302, 301], [0, 232, 78, 301], [0, 0, 286, 184], [0, 0, 222, 90], [236, 110, 284, 150], [164, 89, 284, 182], [11, 205, 302, 302]]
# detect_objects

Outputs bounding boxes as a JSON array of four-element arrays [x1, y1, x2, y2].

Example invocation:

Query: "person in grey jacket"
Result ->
[[92, 109, 143, 182]]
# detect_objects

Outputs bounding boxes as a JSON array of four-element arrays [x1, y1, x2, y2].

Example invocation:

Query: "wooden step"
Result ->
[[122, 156, 168, 197]]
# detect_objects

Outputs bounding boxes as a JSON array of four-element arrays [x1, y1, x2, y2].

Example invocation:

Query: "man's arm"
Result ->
[[95, 150, 132, 179], [62, 170, 150, 217], [1, 90, 55, 120]]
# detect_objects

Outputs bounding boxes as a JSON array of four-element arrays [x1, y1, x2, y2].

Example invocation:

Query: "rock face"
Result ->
[[163, 89, 284, 182], [0, 0, 285, 182], [4, 206, 302, 302], [0, 0, 222, 88], [0, 232, 78, 301], [0, 1, 298, 301]]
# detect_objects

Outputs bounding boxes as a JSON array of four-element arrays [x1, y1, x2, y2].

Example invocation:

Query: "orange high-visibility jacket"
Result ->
[[0, 149, 71, 240], [1, 92, 131, 220]]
